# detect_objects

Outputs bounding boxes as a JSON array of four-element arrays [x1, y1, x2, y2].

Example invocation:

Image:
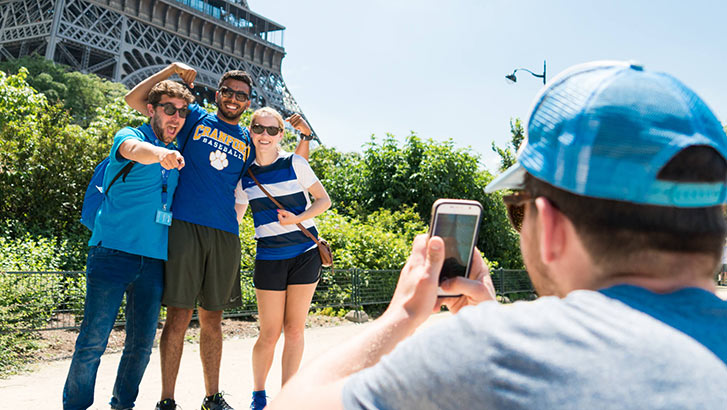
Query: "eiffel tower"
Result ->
[[0, 0, 304, 119]]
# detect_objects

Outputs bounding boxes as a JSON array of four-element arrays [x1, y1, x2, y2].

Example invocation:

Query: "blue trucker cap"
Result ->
[[486, 61, 727, 207]]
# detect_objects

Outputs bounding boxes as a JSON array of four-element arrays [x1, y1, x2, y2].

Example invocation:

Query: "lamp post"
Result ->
[[505, 60, 546, 85]]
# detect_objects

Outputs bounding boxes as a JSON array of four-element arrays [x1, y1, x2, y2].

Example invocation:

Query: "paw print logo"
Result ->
[[209, 150, 229, 170]]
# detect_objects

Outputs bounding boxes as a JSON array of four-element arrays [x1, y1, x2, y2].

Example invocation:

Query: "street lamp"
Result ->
[[505, 60, 546, 85]]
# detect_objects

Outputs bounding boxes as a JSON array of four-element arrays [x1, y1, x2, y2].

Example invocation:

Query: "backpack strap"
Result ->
[[105, 161, 135, 195]]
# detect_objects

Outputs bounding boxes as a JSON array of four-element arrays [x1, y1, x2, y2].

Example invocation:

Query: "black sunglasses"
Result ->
[[154, 102, 189, 118], [251, 123, 282, 136], [219, 86, 250, 102], [502, 191, 536, 232]]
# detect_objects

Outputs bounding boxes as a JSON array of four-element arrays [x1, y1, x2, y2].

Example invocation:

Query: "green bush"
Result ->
[[308, 135, 523, 268], [0, 55, 128, 128], [0, 234, 71, 376]]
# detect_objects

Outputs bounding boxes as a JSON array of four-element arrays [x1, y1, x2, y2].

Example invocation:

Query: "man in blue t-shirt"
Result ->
[[125, 62, 313, 410], [269, 62, 727, 409], [63, 81, 194, 410]]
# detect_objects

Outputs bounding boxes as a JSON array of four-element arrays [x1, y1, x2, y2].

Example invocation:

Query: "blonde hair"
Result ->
[[250, 107, 285, 151], [250, 107, 285, 130]]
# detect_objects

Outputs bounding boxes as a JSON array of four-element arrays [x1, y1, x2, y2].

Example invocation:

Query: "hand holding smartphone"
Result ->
[[428, 199, 483, 297]]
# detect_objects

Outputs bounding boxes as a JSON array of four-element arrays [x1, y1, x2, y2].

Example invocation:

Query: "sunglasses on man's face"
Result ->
[[502, 191, 536, 232], [251, 123, 282, 136], [154, 102, 189, 118], [219, 86, 249, 102]]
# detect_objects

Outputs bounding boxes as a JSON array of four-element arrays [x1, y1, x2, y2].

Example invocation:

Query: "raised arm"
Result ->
[[287, 113, 312, 160], [125, 62, 197, 115], [118, 140, 185, 170]]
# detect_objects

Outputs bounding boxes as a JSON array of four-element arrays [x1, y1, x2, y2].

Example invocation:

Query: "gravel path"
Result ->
[[4, 287, 725, 408], [0, 313, 451, 409]]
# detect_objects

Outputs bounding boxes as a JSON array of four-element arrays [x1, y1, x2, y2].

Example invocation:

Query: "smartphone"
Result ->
[[428, 199, 483, 296]]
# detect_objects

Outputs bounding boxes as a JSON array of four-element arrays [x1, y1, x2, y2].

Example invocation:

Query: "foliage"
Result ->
[[316, 210, 412, 270], [313, 307, 348, 317], [0, 233, 66, 271], [309, 133, 522, 268], [239, 208, 413, 270], [87, 97, 146, 141], [0, 64, 147, 269], [365, 206, 427, 243], [308, 146, 363, 215], [0, 234, 70, 376], [0, 69, 96, 242], [491, 118, 525, 172], [0, 55, 128, 127], [239, 212, 257, 270]]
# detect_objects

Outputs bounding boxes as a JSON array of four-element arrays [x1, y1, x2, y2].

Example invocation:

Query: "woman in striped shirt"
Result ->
[[234, 107, 331, 410]]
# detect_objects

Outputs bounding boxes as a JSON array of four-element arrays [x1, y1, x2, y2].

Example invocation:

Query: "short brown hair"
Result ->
[[524, 146, 727, 265], [148, 80, 194, 105], [218, 70, 252, 91]]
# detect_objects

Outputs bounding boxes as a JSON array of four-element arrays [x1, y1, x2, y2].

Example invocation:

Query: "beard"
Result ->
[[216, 97, 244, 122], [151, 115, 174, 144]]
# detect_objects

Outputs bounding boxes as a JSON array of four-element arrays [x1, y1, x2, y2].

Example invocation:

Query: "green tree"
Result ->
[[491, 118, 525, 172], [309, 145, 364, 215], [0, 55, 127, 127], [309, 134, 522, 268], [0, 67, 139, 268]]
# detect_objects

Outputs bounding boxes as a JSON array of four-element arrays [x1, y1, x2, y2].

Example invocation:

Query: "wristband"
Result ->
[[300, 133, 314, 141]]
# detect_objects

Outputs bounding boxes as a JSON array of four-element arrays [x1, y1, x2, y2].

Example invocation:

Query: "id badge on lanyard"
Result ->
[[155, 139, 173, 225]]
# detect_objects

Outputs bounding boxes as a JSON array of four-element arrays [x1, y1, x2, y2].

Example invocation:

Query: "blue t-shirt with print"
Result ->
[[172, 103, 255, 235], [89, 124, 179, 260]]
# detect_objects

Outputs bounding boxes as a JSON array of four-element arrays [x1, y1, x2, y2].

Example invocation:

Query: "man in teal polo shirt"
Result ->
[[63, 80, 195, 410]]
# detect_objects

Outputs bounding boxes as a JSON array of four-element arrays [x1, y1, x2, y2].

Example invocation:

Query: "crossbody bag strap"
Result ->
[[246, 168, 322, 247]]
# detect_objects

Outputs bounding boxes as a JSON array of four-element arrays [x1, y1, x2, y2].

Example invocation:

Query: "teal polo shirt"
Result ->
[[89, 124, 179, 260]]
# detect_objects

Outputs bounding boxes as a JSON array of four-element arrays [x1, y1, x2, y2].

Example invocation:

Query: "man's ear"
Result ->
[[146, 103, 155, 118], [535, 197, 568, 264]]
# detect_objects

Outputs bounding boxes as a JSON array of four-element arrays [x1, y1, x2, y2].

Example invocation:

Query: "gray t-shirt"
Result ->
[[342, 286, 727, 409]]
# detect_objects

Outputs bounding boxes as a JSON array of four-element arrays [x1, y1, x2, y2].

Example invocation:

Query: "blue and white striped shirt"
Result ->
[[235, 152, 320, 260]]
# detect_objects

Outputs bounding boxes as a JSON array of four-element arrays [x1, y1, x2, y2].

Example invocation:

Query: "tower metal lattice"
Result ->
[[0, 0, 305, 118]]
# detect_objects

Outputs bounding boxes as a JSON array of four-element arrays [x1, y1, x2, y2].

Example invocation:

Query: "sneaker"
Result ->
[[201, 392, 234, 410], [250, 390, 267, 410], [155, 398, 177, 410]]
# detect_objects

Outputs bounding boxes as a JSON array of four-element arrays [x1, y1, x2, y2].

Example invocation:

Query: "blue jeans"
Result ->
[[63, 246, 164, 410]]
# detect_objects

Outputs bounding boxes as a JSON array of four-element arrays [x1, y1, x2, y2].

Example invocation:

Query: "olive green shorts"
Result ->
[[163, 219, 242, 311]]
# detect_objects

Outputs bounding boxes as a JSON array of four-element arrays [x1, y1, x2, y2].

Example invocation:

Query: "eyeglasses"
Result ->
[[219, 86, 249, 102], [154, 103, 189, 118], [251, 123, 282, 136], [502, 191, 535, 232]]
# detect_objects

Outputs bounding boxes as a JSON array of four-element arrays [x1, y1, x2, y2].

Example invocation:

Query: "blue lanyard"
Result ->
[[161, 169, 169, 210], [152, 134, 173, 211]]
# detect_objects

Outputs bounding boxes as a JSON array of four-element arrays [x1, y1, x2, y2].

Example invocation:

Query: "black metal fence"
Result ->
[[0, 268, 534, 333]]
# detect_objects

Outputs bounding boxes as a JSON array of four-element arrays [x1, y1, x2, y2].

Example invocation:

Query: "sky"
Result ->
[[249, 0, 727, 172]]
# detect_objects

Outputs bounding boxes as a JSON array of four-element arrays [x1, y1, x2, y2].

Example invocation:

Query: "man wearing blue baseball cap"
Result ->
[[268, 61, 727, 409]]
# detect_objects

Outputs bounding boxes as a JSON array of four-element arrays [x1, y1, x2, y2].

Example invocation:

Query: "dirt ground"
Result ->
[[33, 314, 348, 364]]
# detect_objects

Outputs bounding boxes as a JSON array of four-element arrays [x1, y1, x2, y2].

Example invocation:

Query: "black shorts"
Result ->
[[254, 248, 322, 291]]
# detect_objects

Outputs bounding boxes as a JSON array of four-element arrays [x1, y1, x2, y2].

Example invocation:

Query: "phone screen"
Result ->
[[432, 212, 480, 283]]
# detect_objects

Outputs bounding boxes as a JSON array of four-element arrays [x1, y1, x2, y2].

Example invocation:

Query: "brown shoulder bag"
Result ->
[[247, 169, 333, 268]]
